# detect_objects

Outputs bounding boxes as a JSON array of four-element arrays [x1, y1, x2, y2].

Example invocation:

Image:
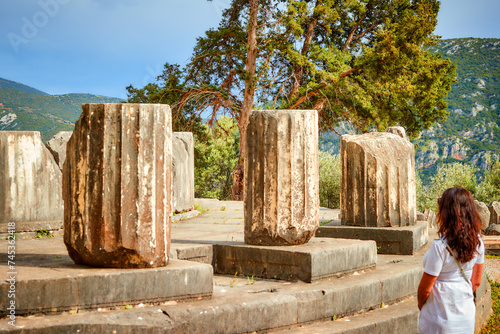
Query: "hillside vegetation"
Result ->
[[0, 81, 121, 141]]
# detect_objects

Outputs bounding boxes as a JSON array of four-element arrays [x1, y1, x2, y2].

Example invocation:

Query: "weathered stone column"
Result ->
[[172, 132, 194, 213], [0, 131, 63, 231], [244, 110, 319, 246], [63, 103, 172, 268], [45, 131, 73, 170], [341, 132, 416, 227]]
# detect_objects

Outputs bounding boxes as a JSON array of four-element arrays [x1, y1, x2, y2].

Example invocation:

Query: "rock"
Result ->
[[423, 209, 437, 229], [172, 132, 194, 213], [0, 131, 63, 228], [475, 200, 490, 231], [341, 132, 417, 227], [63, 103, 173, 268], [45, 131, 73, 170], [384, 126, 408, 140], [490, 202, 500, 226], [484, 224, 500, 236], [244, 110, 319, 246], [417, 212, 425, 221]]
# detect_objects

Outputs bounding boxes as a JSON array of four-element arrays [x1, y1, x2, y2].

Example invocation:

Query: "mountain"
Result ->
[[0, 77, 49, 96], [318, 38, 500, 183], [0, 78, 121, 142], [414, 38, 500, 182]]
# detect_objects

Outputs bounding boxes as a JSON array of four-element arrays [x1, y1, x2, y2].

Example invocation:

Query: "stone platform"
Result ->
[[214, 238, 377, 282], [317, 220, 428, 255], [0, 246, 213, 317]]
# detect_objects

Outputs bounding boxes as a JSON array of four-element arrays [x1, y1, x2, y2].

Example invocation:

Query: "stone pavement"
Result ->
[[0, 199, 492, 333]]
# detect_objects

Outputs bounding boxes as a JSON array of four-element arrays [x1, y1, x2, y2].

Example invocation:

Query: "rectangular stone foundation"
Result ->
[[214, 238, 377, 282], [0, 259, 213, 317], [317, 221, 428, 255]]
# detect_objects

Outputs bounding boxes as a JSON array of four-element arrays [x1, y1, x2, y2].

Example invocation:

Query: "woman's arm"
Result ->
[[471, 263, 483, 292], [418, 272, 438, 310]]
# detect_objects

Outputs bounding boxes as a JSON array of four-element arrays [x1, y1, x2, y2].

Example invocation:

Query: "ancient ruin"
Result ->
[[172, 132, 194, 213], [340, 132, 417, 227], [244, 110, 319, 245], [45, 131, 73, 170], [0, 131, 63, 232], [63, 103, 173, 268]]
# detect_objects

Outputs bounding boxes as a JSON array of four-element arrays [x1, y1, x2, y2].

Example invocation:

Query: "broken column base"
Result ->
[[214, 238, 377, 282], [0, 259, 213, 317], [316, 221, 428, 255]]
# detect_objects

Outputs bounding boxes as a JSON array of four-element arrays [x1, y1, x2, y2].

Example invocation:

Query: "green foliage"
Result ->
[[476, 157, 500, 203], [195, 116, 239, 200], [318, 151, 341, 209], [480, 281, 500, 333], [0, 77, 49, 95], [418, 162, 478, 212], [0, 87, 120, 141]]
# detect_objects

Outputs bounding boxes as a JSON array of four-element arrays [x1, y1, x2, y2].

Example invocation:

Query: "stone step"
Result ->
[[0, 262, 422, 333], [269, 296, 419, 334]]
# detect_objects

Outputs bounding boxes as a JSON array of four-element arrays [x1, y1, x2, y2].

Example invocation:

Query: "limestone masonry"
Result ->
[[63, 103, 173, 268], [244, 110, 319, 245]]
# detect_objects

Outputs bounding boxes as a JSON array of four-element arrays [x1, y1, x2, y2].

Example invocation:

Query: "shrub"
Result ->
[[194, 116, 239, 200], [418, 162, 478, 212], [476, 157, 500, 203], [318, 151, 341, 209]]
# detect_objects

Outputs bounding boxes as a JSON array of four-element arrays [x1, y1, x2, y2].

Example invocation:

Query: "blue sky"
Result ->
[[1, 0, 499, 99]]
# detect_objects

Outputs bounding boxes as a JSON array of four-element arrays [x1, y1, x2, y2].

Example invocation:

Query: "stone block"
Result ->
[[63, 103, 172, 268], [45, 131, 73, 170], [385, 126, 408, 140], [214, 238, 377, 282], [341, 132, 416, 227], [172, 132, 194, 213], [0, 259, 213, 317], [316, 221, 428, 255], [244, 110, 319, 246], [475, 200, 490, 231], [490, 202, 500, 226], [484, 224, 500, 236], [423, 209, 437, 229], [0, 131, 63, 229]]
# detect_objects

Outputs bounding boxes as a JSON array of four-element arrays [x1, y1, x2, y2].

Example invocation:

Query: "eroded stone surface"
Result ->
[[423, 209, 437, 229], [173, 132, 194, 213], [475, 200, 491, 231], [45, 131, 73, 170], [63, 103, 172, 268], [0, 131, 63, 227], [341, 132, 417, 227], [490, 202, 500, 226], [244, 110, 319, 245], [385, 126, 408, 140]]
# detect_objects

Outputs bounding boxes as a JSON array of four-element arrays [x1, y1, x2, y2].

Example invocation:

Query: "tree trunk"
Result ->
[[231, 0, 258, 201]]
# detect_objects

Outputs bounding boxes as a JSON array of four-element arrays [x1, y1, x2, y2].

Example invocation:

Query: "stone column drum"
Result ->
[[172, 132, 194, 213], [341, 132, 416, 227], [0, 131, 63, 229], [63, 103, 172, 268], [244, 110, 319, 246]]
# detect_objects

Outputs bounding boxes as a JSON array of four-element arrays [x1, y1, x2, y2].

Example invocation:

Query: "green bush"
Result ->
[[318, 151, 341, 209], [476, 157, 500, 203], [418, 162, 478, 212], [194, 116, 239, 200]]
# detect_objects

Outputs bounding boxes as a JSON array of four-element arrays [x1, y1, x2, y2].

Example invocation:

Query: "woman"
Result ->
[[418, 187, 484, 334]]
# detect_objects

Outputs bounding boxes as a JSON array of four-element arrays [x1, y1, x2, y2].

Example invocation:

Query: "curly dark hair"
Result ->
[[437, 187, 482, 263]]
